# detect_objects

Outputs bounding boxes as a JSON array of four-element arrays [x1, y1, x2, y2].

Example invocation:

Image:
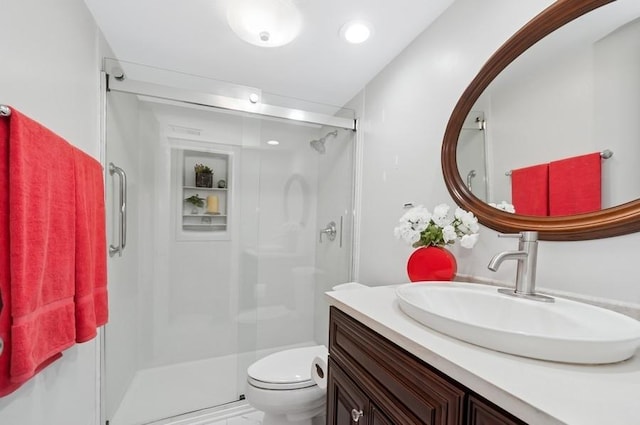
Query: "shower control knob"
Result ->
[[319, 221, 337, 242], [351, 409, 363, 422]]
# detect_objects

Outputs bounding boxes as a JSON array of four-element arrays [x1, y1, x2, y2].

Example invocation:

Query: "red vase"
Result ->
[[407, 246, 457, 282]]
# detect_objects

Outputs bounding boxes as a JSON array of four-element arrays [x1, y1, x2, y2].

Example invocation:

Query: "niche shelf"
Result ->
[[176, 149, 232, 240]]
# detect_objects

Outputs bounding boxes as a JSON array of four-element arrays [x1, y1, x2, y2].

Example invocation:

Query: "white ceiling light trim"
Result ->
[[341, 20, 373, 44], [227, 0, 303, 47]]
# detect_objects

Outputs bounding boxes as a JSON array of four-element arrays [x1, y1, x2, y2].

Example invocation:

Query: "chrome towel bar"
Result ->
[[505, 150, 612, 176]]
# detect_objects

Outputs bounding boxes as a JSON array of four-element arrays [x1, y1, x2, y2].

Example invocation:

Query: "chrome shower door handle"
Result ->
[[319, 221, 337, 243], [109, 162, 127, 257]]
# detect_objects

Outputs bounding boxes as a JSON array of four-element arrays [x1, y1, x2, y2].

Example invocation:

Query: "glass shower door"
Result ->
[[104, 90, 257, 425], [102, 59, 356, 425]]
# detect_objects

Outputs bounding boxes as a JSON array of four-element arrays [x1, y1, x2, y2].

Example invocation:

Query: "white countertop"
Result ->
[[326, 285, 640, 425]]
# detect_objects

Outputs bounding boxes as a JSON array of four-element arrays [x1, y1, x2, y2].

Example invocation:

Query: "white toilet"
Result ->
[[245, 345, 328, 425]]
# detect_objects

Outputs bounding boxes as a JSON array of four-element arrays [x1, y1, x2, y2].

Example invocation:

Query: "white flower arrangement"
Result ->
[[394, 203, 480, 249]]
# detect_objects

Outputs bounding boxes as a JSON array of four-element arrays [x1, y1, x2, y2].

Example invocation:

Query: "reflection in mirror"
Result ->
[[457, 111, 487, 201], [456, 1, 640, 217], [442, 0, 640, 240]]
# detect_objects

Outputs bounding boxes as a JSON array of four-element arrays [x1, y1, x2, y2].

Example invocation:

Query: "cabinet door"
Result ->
[[330, 307, 465, 425], [327, 358, 369, 425], [371, 406, 394, 425], [467, 396, 526, 425]]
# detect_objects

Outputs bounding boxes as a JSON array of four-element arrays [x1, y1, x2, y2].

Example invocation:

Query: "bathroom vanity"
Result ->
[[325, 285, 640, 425], [327, 306, 522, 425]]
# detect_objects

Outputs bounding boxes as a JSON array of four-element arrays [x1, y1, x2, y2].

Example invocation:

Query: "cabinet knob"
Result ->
[[351, 408, 364, 423]]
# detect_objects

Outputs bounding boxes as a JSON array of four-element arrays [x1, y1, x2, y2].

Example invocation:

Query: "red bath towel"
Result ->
[[511, 163, 549, 216], [549, 153, 601, 216], [73, 147, 108, 343], [0, 108, 77, 396]]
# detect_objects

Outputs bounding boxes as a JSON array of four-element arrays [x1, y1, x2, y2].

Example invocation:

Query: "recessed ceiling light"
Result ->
[[227, 0, 303, 48], [341, 21, 372, 44], [267, 140, 280, 146]]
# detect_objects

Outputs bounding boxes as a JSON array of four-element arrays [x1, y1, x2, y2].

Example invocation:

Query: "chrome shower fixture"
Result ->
[[309, 130, 338, 154]]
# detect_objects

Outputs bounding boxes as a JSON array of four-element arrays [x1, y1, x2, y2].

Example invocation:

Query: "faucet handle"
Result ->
[[497, 231, 538, 241]]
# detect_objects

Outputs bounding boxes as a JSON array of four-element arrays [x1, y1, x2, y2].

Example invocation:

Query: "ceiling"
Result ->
[[84, 0, 454, 108]]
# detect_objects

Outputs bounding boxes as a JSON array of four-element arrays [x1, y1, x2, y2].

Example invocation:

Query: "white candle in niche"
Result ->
[[207, 195, 219, 213]]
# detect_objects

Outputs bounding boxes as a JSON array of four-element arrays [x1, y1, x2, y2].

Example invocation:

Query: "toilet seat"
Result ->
[[248, 376, 315, 390], [247, 345, 327, 391]]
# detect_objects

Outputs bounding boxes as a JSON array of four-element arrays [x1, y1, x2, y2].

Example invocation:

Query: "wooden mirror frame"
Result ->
[[441, 0, 640, 241]]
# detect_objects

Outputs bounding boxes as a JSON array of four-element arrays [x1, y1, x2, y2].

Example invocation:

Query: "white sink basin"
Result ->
[[396, 282, 640, 364]]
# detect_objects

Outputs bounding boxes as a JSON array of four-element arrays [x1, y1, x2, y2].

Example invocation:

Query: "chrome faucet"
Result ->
[[488, 231, 554, 302]]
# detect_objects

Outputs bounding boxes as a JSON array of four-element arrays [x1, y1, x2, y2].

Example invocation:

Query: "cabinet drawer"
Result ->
[[329, 307, 465, 425]]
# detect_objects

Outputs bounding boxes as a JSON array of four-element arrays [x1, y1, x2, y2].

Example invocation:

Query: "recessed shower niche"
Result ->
[[175, 148, 231, 240]]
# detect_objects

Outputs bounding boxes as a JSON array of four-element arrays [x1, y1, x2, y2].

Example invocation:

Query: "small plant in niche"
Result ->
[[185, 194, 206, 207], [194, 163, 214, 187], [194, 163, 213, 174]]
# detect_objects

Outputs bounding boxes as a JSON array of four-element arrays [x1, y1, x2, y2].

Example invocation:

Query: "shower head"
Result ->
[[310, 138, 326, 154], [309, 130, 338, 154]]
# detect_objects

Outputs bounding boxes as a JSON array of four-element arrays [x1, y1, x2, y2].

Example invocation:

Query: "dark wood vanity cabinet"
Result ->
[[466, 396, 524, 425], [327, 307, 526, 425]]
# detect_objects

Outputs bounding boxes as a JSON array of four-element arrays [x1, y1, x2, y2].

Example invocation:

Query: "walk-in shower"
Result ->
[[102, 59, 356, 425], [309, 129, 338, 154]]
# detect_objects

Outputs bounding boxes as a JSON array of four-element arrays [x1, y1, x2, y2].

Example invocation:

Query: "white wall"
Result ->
[[354, 0, 640, 306], [0, 0, 105, 424]]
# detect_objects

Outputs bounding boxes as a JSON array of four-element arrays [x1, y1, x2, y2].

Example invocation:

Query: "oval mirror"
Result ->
[[442, 0, 640, 240]]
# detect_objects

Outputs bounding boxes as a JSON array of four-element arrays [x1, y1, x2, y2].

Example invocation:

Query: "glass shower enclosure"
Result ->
[[102, 60, 356, 425]]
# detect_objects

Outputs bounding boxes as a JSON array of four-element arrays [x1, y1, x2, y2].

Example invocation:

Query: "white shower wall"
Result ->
[[313, 127, 356, 346], [150, 112, 326, 365], [251, 144, 318, 351]]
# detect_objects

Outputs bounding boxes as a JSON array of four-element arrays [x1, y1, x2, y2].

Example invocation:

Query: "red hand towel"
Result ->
[[73, 147, 108, 343], [0, 108, 77, 396], [549, 152, 601, 216], [511, 163, 549, 216]]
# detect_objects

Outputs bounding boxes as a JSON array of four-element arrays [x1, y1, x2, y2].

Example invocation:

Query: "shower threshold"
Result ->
[[145, 400, 262, 425]]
